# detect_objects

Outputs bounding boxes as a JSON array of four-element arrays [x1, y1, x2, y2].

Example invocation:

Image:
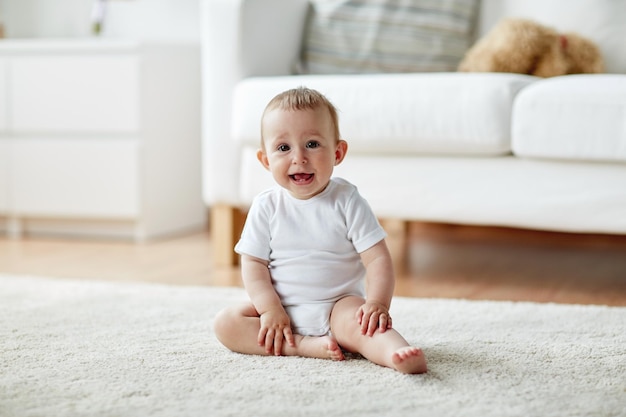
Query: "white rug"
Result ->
[[1, 275, 625, 417]]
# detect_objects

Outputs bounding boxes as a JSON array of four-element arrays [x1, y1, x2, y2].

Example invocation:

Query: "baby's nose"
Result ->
[[292, 149, 307, 164]]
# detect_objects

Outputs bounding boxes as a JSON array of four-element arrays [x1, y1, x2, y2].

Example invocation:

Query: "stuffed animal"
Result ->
[[458, 18, 604, 77]]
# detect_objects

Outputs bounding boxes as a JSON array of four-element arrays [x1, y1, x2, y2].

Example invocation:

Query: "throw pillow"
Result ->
[[299, 0, 479, 74]]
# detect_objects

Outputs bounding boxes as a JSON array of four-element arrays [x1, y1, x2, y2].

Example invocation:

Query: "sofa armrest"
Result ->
[[200, 0, 310, 205]]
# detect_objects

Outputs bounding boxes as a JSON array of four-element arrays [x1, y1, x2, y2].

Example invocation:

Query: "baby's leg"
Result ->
[[330, 296, 427, 374], [213, 302, 344, 360]]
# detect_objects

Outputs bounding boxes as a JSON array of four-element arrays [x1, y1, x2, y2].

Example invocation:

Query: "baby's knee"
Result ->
[[213, 307, 235, 342], [213, 302, 257, 349]]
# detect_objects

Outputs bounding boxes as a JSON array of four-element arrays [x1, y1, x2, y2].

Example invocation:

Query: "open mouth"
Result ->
[[289, 173, 314, 184]]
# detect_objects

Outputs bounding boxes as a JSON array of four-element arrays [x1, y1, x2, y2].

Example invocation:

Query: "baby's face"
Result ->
[[258, 107, 346, 200]]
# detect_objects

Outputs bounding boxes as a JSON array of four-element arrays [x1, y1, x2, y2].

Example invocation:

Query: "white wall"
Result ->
[[0, 0, 200, 41]]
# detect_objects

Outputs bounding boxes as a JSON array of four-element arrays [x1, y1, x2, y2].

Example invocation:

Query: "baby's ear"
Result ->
[[257, 149, 270, 170], [334, 140, 348, 166]]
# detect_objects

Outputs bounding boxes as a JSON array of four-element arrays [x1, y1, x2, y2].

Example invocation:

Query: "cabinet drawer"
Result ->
[[12, 138, 140, 217], [10, 55, 140, 132]]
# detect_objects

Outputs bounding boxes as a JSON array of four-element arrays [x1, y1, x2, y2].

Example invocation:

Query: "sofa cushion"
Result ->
[[512, 74, 626, 163], [298, 0, 479, 74], [232, 72, 536, 155]]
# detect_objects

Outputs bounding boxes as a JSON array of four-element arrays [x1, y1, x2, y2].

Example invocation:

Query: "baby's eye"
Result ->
[[277, 144, 290, 152], [306, 141, 320, 149]]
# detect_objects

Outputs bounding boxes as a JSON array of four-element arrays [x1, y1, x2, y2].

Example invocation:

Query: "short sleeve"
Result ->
[[344, 188, 387, 254], [234, 195, 272, 261]]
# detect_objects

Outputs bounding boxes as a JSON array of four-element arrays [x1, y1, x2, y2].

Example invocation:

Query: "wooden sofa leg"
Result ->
[[380, 218, 408, 273], [210, 205, 246, 267]]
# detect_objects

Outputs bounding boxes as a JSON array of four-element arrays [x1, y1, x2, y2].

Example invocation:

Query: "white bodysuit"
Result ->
[[235, 178, 387, 336]]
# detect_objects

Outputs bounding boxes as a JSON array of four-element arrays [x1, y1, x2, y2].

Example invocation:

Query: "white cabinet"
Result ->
[[11, 138, 140, 217], [0, 41, 206, 241], [10, 55, 140, 132], [0, 141, 9, 213], [0, 59, 9, 215], [0, 58, 8, 130]]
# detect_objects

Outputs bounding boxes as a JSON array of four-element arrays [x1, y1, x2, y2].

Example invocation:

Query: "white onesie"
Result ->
[[235, 178, 387, 336]]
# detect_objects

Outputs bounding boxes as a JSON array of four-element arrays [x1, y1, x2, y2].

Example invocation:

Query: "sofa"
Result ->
[[200, 0, 626, 265]]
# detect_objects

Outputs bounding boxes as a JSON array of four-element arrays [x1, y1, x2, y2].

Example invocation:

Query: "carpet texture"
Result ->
[[1, 275, 625, 417]]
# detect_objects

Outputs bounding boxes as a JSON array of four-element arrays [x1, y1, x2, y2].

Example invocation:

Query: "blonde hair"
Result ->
[[260, 87, 341, 147]]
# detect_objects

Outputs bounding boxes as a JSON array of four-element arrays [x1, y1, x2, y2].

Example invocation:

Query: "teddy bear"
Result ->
[[457, 18, 604, 77]]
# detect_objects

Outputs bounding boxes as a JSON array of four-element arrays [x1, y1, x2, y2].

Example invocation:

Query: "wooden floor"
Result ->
[[1, 223, 625, 306]]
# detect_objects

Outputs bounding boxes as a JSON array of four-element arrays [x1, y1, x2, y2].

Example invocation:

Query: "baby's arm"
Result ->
[[356, 240, 396, 336], [241, 254, 295, 355]]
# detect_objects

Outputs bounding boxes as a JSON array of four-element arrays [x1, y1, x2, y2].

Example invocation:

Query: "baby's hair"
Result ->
[[261, 86, 341, 146]]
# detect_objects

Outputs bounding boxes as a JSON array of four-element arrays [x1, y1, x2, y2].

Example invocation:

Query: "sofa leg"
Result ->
[[210, 205, 246, 267], [380, 218, 408, 273]]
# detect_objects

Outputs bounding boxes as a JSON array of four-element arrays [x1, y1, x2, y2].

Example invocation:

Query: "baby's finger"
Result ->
[[264, 328, 275, 353], [355, 306, 364, 324], [379, 313, 391, 333], [284, 327, 296, 347], [360, 311, 371, 334], [257, 327, 268, 347], [273, 331, 283, 356], [367, 312, 379, 336]]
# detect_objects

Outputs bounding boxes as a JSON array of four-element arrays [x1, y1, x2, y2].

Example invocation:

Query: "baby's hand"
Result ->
[[356, 301, 392, 337], [258, 308, 295, 356]]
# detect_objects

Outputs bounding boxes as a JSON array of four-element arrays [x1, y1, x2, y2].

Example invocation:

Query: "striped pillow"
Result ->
[[299, 0, 479, 74]]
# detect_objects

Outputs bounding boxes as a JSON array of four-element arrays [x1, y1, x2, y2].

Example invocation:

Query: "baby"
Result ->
[[213, 87, 427, 374]]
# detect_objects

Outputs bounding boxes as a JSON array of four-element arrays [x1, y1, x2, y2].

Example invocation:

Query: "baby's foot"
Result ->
[[297, 335, 345, 361], [391, 346, 427, 374]]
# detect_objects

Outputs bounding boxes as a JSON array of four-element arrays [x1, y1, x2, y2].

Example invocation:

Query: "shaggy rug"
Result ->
[[1, 275, 625, 417]]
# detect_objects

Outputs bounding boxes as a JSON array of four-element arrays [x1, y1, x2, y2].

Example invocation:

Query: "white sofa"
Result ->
[[200, 0, 626, 265]]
